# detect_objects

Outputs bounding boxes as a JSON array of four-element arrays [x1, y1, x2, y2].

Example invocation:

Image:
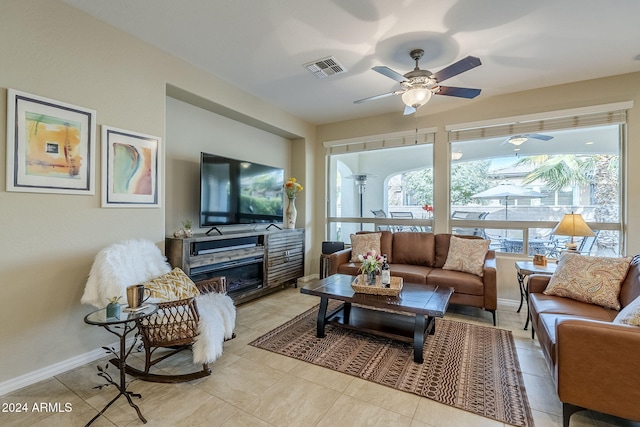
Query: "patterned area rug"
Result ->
[[250, 304, 534, 427]]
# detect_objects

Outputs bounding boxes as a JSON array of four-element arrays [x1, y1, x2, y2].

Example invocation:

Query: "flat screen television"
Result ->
[[199, 152, 284, 227]]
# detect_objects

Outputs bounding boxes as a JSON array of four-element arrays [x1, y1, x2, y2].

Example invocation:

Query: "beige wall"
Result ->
[[0, 0, 313, 387], [316, 72, 640, 301], [165, 96, 292, 234]]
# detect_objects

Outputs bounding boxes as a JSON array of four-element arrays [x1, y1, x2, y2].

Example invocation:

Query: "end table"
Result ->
[[515, 261, 556, 330], [84, 303, 157, 426]]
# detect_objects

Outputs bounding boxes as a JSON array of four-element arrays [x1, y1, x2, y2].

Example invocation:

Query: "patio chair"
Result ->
[[390, 211, 418, 232], [543, 231, 599, 258], [577, 230, 600, 255], [371, 209, 390, 231], [451, 211, 489, 237]]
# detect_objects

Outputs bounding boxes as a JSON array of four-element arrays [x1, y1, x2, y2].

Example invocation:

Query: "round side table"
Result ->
[[84, 303, 157, 426]]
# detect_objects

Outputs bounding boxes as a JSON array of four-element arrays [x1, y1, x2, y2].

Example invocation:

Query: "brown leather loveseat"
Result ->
[[322, 231, 497, 325], [528, 255, 640, 426]]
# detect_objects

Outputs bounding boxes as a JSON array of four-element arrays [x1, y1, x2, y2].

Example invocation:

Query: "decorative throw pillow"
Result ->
[[350, 233, 382, 262], [143, 267, 200, 302], [543, 253, 631, 310], [442, 235, 490, 277], [613, 295, 640, 326]]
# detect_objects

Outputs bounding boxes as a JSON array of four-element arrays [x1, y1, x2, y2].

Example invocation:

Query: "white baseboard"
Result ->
[[0, 338, 124, 397]]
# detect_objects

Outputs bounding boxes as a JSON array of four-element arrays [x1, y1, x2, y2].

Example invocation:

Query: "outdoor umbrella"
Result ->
[[471, 184, 543, 219]]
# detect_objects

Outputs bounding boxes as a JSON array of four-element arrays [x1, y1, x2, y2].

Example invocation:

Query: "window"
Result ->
[[448, 106, 626, 257], [325, 131, 434, 243]]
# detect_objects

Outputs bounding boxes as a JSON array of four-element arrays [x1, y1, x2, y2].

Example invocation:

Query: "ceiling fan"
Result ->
[[354, 49, 482, 115], [503, 134, 554, 146]]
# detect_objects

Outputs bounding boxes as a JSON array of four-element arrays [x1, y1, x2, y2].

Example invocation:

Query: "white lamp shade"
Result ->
[[552, 213, 595, 238], [402, 88, 432, 108], [553, 213, 594, 252]]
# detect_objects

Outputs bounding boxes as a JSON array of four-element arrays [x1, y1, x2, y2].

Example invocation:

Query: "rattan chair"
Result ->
[[124, 296, 211, 383], [121, 275, 231, 383], [82, 239, 233, 384], [196, 276, 227, 294]]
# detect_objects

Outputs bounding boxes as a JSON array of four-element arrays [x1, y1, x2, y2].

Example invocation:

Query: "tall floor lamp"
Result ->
[[347, 173, 374, 231], [552, 212, 594, 252], [354, 174, 368, 217]]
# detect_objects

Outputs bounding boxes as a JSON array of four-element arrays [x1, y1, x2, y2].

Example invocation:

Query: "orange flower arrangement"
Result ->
[[284, 177, 303, 198]]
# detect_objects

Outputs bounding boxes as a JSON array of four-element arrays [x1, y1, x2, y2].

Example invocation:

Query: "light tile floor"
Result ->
[[2, 286, 639, 427]]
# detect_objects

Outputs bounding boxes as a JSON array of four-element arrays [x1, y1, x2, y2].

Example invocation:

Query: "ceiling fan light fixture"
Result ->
[[401, 88, 432, 109], [508, 136, 528, 146]]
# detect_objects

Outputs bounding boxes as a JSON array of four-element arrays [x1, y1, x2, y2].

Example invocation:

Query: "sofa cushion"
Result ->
[[434, 234, 452, 268], [543, 253, 632, 310], [378, 231, 394, 263], [613, 295, 640, 326], [387, 264, 431, 284], [353, 231, 394, 262], [434, 234, 483, 268], [392, 232, 434, 266], [426, 268, 484, 296], [442, 235, 490, 277], [537, 313, 576, 368], [337, 262, 361, 277], [529, 293, 618, 322], [143, 267, 200, 302], [349, 232, 381, 262]]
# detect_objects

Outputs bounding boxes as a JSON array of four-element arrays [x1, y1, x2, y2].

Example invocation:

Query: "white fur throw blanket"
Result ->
[[82, 238, 236, 365], [82, 239, 171, 308], [192, 292, 236, 364]]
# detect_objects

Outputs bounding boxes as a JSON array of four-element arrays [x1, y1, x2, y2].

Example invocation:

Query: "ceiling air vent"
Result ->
[[303, 56, 347, 79]]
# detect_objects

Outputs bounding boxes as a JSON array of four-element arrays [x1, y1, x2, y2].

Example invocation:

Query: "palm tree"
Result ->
[[517, 155, 590, 191], [517, 154, 619, 253]]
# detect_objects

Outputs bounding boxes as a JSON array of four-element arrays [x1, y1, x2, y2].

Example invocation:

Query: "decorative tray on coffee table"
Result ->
[[351, 275, 403, 296]]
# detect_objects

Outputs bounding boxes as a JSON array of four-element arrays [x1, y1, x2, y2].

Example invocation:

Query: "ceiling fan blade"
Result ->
[[372, 65, 407, 82], [354, 91, 400, 104], [527, 133, 554, 141], [403, 105, 417, 115], [436, 86, 481, 99], [431, 56, 481, 83]]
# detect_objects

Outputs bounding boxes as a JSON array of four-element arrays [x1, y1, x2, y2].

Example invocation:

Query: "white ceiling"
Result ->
[[62, 0, 640, 125]]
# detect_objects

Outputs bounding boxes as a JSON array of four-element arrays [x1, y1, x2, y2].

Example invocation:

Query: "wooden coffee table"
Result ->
[[300, 274, 453, 363]]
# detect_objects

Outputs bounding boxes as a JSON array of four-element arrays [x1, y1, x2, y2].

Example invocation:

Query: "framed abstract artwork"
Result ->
[[6, 89, 96, 194], [101, 125, 160, 208]]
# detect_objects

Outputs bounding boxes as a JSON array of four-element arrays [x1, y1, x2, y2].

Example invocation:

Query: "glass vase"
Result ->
[[366, 271, 377, 286]]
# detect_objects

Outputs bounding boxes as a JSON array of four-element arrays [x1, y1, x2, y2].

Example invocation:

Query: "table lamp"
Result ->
[[552, 212, 595, 252]]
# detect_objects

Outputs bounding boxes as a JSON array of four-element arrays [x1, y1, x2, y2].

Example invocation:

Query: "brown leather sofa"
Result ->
[[528, 255, 640, 426], [322, 231, 497, 325]]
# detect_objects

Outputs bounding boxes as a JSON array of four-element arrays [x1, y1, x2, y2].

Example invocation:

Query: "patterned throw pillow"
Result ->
[[543, 253, 631, 310], [442, 235, 490, 277], [143, 267, 200, 302], [613, 295, 640, 326], [350, 233, 382, 263]]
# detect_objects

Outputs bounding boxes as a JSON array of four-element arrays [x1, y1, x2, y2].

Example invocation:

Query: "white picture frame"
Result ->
[[6, 89, 96, 195], [101, 125, 161, 208]]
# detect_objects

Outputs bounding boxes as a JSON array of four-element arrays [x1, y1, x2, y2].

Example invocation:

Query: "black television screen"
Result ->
[[200, 152, 284, 226]]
